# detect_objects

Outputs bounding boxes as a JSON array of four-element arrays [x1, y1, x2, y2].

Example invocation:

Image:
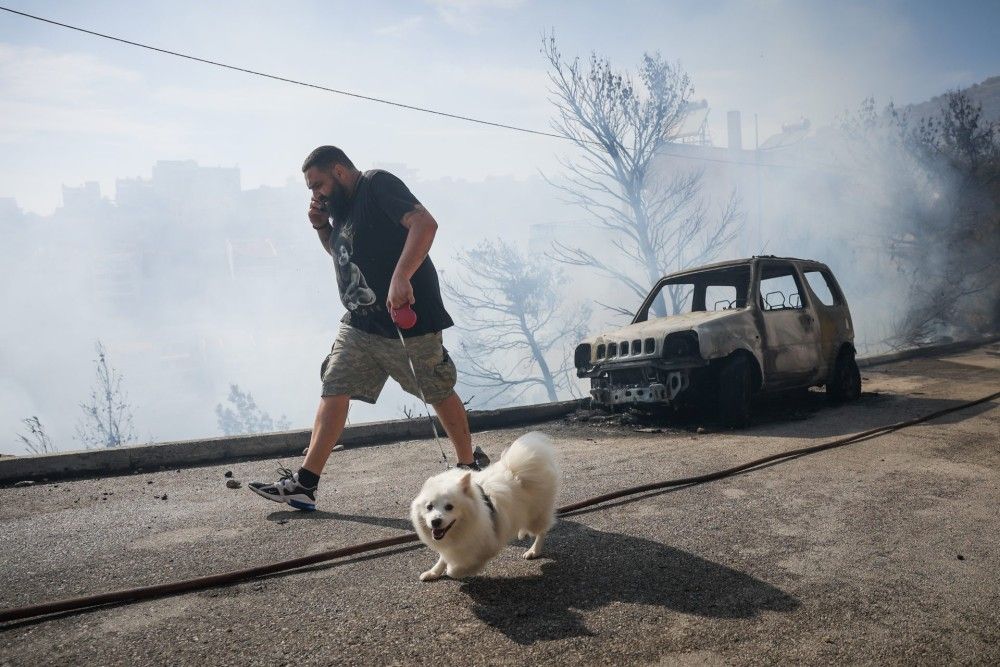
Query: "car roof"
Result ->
[[661, 256, 831, 280]]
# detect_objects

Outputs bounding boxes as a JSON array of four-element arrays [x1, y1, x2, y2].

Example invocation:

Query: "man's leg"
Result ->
[[383, 331, 487, 468], [432, 391, 473, 465], [250, 324, 386, 511], [302, 394, 351, 475], [248, 395, 349, 511]]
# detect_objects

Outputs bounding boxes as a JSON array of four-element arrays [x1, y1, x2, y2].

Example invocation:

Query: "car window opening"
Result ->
[[645, 265, 752, 319]]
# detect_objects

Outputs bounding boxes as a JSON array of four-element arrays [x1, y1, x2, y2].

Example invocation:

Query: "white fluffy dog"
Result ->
[[410, 431, 559, 581]]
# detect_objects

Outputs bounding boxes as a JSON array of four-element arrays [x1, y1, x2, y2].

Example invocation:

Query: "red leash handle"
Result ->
[[390, 304, 417, 330]]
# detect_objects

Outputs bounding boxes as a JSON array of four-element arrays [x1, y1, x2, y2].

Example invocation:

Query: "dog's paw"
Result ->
[[518, 530, 529, 540], [419, 569, 443, 582], [522, 548, 540, 560]]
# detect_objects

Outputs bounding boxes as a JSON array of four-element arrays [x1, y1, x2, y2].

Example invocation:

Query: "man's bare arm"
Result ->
[[315, 223, 334, 256], [395, 205, 437, 280], [387, 204, 437, 308]]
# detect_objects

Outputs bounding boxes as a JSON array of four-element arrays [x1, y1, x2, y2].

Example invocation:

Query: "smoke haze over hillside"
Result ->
[[2, 1, 998, 454]]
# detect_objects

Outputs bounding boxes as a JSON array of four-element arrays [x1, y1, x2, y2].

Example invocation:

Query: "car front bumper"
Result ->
[[590, 369, 691, 406]]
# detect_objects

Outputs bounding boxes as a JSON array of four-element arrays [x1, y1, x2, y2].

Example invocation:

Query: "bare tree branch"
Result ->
[[541, 34, 744, 318], [75, 340, 136, 449], [445, 238, 591, 408]]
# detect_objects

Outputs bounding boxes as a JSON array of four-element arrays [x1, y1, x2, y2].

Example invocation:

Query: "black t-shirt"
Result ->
[[328, 169, 454, 338]]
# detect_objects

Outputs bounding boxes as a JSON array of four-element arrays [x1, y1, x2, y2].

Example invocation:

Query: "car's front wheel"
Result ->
[[718, 354, 752, 427], [827, 348, 862, 403]]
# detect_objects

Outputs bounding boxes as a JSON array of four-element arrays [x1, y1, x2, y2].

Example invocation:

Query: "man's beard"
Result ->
[[323, 181, 352, 222]]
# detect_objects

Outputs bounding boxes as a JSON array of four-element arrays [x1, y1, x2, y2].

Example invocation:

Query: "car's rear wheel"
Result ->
[[718, 354, 752, 427], [827, 348, 862, 403]]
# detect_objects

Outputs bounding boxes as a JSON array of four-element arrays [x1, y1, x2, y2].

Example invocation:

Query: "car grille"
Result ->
[[595, 337, 657, 360]]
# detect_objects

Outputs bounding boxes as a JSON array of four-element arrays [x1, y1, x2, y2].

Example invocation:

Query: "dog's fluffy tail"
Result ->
[[500, 431, 559, 487]]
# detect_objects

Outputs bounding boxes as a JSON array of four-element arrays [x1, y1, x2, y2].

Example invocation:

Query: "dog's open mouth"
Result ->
[[431, 521, 455, 541]]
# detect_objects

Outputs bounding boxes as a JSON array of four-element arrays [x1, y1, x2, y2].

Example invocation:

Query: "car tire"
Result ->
[[827, 348, 862, 403], [718, 354, 752, 428]]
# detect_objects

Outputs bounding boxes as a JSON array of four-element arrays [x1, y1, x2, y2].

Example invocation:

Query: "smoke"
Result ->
[[2, 105, 995, 455], [0, 164, 574, 455], [2, 29, 996, 454], [751, 94, 998, 352]]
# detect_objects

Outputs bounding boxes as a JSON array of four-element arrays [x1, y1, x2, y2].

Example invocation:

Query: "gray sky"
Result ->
[[2, 0, 998, 214]]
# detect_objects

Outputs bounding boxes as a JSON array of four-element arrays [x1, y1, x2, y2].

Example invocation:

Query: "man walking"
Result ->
[[250, 146, 484, 511]]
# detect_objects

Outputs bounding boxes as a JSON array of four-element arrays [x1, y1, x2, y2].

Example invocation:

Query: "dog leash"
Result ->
[[392, 305, 450, 470]]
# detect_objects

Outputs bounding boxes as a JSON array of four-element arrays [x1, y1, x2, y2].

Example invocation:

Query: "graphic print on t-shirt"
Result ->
[[331, 225, 377, 313], [324, 169, 454, 338]]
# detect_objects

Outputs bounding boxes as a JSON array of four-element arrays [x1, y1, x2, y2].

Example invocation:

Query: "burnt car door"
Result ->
[[754, 260, 822, 388], [800, 266, 853, 378]]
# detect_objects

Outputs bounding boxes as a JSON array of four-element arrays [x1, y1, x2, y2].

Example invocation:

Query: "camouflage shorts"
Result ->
[[320, 324, 458, 404]]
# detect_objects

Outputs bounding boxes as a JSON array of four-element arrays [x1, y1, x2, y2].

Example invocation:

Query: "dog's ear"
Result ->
[[459, 472, 473, 495]]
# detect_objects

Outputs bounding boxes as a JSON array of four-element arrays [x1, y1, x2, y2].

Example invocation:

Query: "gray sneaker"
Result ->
[[248, 467, 317, 511], [473, 446, 491, 469]]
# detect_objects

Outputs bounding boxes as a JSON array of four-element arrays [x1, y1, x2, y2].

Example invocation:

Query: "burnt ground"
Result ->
[[1, 343, 998, 666]]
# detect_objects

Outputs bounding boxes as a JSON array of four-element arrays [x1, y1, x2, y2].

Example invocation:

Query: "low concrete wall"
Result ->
[[0, 399, 587, 485], [3, 335, 997, 485], [856, 334, 1000, 369]]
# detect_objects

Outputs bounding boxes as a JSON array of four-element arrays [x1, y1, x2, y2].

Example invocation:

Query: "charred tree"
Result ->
[[17, 416, 57, 455], [541, 34, 742, 317], [216, 384, 291, 435], [841, 92, 1000, 348], [445, 239, 591, 406], [76, 340, 137, 449]]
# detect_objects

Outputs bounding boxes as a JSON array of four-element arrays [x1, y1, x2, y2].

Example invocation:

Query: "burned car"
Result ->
[[574, 256, 862, 426]]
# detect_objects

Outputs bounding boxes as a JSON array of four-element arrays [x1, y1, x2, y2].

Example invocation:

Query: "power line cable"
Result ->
[[0, 5, 849, 173], [0, 5, 578, 144]]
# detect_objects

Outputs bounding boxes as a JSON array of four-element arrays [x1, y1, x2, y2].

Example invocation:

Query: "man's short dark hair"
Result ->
[[302, 145, 355, 172]]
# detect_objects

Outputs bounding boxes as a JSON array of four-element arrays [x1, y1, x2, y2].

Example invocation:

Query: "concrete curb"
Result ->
[[3, 334, 997, 485], [0, 399, 587, 485], [857, 334, 1000, 369]]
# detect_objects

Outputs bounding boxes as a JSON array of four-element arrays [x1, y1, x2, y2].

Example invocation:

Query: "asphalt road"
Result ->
[[1, 344, 998, 666]]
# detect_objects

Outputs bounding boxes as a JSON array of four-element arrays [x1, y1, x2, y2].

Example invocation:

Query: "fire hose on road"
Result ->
[[1, 389, 998, 625]]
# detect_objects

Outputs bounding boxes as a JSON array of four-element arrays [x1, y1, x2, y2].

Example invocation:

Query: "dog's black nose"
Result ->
[[431, 518, 442, 528]]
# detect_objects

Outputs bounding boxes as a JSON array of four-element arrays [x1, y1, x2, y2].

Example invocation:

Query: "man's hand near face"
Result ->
[[309, 195, 333, 256], [308, 196, 329, 229]]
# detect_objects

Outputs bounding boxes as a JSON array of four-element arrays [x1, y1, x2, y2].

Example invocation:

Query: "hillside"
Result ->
[[906, 75, 1000, 122]]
